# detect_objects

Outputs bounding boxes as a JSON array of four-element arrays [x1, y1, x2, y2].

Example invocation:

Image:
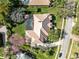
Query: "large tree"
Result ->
[[10, 8, 26, 23]]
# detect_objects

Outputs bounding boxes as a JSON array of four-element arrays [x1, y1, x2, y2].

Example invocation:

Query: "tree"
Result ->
[[37, 8, 42, 12], [49, 0, 64, 7], [10, 8, 26, 24], [0, 0, 10, 15]]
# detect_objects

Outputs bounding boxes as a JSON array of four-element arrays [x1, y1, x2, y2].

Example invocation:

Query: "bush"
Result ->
[[48, 29, 61, 42], [37, 8, 42, 12]]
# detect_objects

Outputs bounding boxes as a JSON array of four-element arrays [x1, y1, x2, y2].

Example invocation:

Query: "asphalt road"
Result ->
[[58, 17, 73, 59]]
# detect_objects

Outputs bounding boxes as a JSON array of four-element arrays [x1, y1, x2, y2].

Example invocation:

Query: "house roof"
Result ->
[[26, 14, 52, 44], [26, 30, 42, 44], [33, 14, 49, 21], [29, 0, 50, 5]]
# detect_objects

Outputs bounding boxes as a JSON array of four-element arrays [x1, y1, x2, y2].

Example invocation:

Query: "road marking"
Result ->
[[67, 39, 74, 59]]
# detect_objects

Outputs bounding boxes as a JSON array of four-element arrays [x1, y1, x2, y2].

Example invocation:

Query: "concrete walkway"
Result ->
[[31, 40, 62, 48]]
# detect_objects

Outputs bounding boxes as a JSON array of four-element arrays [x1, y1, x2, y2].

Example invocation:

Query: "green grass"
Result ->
[[0, 48, 4, 57], [72, 18, 79, 35], [0, 14, 4, 21], [56, 46, 61, 59], [33, 47, 57, 59], [70, 41, 79, 59], [12, 23, 25, 36]]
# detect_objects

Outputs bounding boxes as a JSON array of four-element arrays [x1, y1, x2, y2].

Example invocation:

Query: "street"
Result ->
[[58, 17, 73, 59]]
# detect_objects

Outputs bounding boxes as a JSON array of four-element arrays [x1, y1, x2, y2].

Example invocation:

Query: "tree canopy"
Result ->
[[10, 8, 26, 23]]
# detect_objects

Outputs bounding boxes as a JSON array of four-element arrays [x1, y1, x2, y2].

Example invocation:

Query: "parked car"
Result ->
[[59, 53, 62, 57]]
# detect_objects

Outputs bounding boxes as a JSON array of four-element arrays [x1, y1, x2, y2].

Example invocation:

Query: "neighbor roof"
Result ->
[[29, 0, 50, 5]]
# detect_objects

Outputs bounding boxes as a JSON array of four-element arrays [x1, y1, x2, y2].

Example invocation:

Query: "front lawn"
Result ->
[[48, 29, 61, 42], [72, 18, 79, 35]]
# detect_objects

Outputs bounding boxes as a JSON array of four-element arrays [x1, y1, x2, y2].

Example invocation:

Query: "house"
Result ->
[[25, 14, 52, 45], [20, 0, 50, 6]]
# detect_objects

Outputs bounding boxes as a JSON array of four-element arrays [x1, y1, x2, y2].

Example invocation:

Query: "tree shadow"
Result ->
[[50, 14, 56, 21], [50, 14, 57, 29]]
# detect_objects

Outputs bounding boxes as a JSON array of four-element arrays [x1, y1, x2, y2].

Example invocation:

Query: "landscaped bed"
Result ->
[[20, 44, 58, 59]]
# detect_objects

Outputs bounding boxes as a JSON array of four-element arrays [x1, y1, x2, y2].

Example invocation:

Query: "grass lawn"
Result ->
[[72, 18, 79, 35], [70, 40, 79, 59], [77, 0, 79, 2], [0, 14, 4, 21], [12, 23, 25, 36], [0, 48, 4, 57]]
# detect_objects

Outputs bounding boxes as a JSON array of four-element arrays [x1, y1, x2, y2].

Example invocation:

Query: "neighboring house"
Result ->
[[20, 0, 50, 5], [25, 14, 52, 45], [0, 26, 7, 47]]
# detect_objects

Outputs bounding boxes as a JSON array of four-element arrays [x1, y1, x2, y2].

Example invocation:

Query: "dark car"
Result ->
[[59, 53, 62, 57]]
